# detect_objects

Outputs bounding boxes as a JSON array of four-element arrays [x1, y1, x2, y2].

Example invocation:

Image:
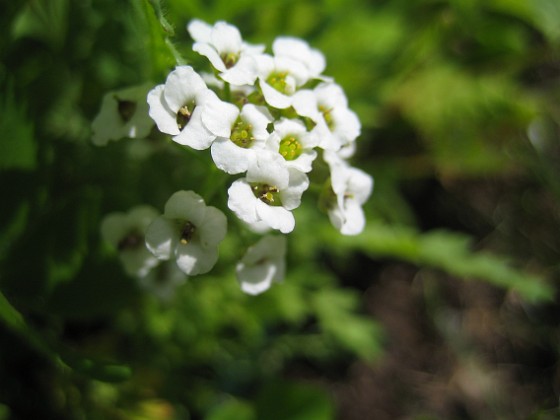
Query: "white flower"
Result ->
[[91, 83, 154, 146], [236, 235, 287, 295], [323, 151, 373, 235], [145, 190, 227, 276], [138, 260, 188, 302], [100, 205, 160, 277], [255, 54, 309, 109], [266, 118, 319, 173], [227, 154, 309, 233], [210, 104, 273, 174], [292, 82, 360, 152], [272, 37, 327, 80], [147, 66, 238, 150], [187, 19, 264, 86]]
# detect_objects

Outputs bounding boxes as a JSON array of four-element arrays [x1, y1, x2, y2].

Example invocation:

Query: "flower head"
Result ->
[[293, 82, 360, 153], [272, 37, 326, 80], [147, 66, 238, 150], [227, 154, 309, 233], [91, 83, 154, 146], [322, 151, 373, 235], [210, 104, 273, 174], [236, 235, 287, 295], [100, 205, 160, 277], [145, 190, 227, 275], [188, 19, 264, 86], [138, 260, 188, 302], [255, 54, 310, 109]]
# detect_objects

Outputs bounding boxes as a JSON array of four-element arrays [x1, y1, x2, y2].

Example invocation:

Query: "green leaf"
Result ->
[[0, 89, 36, 171], [255, 380, 335, 420], [313, 288, 383, 361], [0, 291, 26, 332], [328, 223, 554, 303], [206, 398, 255, 420], [419, 230, 554, 303], [60, 349, 132, 383], [11, 0, 68, 49]]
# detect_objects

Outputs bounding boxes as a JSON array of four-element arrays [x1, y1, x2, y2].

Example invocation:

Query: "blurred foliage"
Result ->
[[1, 0, 560, 418]]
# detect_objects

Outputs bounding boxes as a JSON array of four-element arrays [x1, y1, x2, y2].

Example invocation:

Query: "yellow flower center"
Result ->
[[266, 71, 290, 94], [251, 183, 282, 206], [176, 101, 196, 130], [230, 117, 255, 148], [279, 135, 303, 161], [220, 52, 239, 69]]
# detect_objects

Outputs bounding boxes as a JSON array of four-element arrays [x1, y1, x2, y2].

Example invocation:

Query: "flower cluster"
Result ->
[[94, 20, 373, 295]]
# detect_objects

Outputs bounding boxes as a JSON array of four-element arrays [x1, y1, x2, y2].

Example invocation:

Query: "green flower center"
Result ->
[[178, 221, 196, 245], [318, 105, 335, 130], [117, 232, 143, 250], [279, 135, 303, 161], [250, 183, 282, 206], [176, 101, 196, 130], [230, 117, 255, 148], [266, 71, 290, 94], [220, 52, 239, 69], [115, 97, 137, 123]]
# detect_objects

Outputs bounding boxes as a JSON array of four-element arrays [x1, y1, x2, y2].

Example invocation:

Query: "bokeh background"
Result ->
[[1, 0, 560, 418]]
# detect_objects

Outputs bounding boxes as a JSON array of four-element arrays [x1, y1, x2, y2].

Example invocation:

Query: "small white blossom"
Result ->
[[272, 37, 327, 80], [227, 154, 309, 233], [145, 190, 227, 276], [323, 151, 373, 235], [147, 66, 238, 150], [210, 104, 273, 174], [91, 83, 154, 146], [187, 19, 264, 86], [138, 260, 188, 302], [236, 235, 287, 295], [255, 54, 309, 109], [266, 118, 319, 173], [100, 205, 160, 277], [292, 82, 360, 152]]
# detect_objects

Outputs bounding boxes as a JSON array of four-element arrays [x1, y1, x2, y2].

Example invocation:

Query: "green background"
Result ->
[[1, 0, 560, 418]]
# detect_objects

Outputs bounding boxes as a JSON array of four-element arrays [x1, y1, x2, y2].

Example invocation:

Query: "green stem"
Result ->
[[223, 82, 231, 103]]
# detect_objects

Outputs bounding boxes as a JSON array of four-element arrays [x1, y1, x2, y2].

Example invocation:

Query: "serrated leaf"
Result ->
[[325, 223, 553, 303]]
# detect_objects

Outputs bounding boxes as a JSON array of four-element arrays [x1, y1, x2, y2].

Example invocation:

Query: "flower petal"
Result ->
[[175, 242, 218, 275], [147, 84, 181, 136], [211, 138, 254, 174], [163, 190, 207, 224], [145, 216, 177, 260], [198, 206, 227, 248], [200, 92, 239, 138]]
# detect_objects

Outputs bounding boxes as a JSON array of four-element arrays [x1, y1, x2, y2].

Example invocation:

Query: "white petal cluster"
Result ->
[[138, 260, 188, 302], [145, 190, 227, 276], [228, 154, 309, 234], [100, 206, 160, 278], [147, 66, 238, 150], [236, 235, 287, 295], [323, 151, 373, 235], [210, 104, 273, 174], [99, 19, 373, 296], [91, 83, 154, 146], [188, 20, 264, 86]]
